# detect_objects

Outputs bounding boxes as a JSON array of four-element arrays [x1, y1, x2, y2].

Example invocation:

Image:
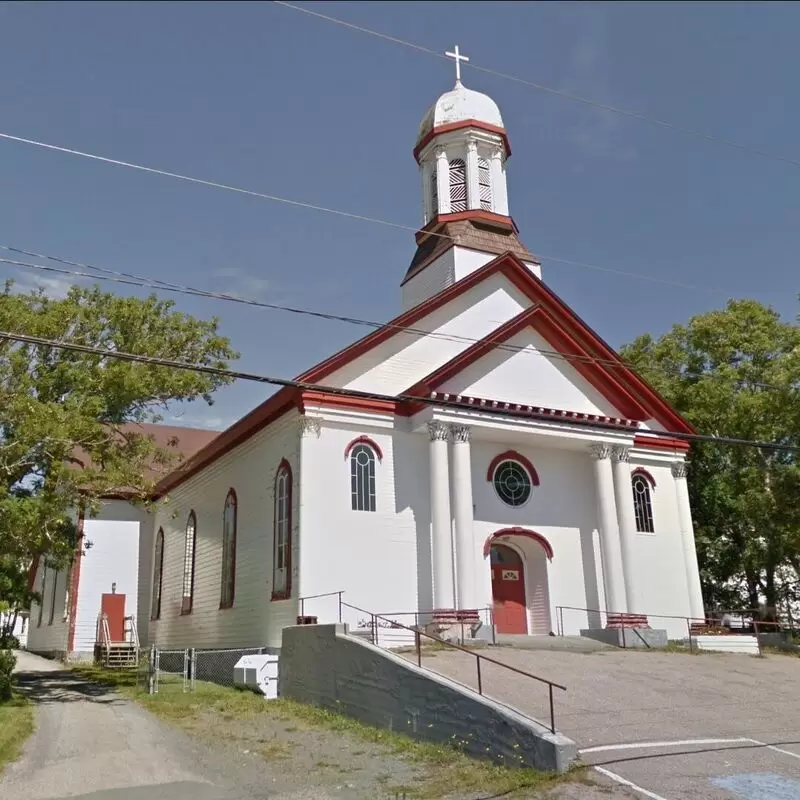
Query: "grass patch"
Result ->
[[71, 664, 584, 797], [0, 692, 35, 775]]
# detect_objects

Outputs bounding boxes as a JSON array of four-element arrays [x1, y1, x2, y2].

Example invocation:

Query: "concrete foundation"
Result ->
[[581, 627, 669, 649]]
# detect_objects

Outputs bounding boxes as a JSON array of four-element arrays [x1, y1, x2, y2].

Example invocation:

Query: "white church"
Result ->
[[29, 55, 706, 658]]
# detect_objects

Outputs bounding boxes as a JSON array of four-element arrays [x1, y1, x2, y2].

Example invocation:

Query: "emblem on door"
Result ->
[[501, 570, 519, 581]]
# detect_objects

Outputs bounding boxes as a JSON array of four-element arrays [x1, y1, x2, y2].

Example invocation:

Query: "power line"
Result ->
[[0, 132, 747, 296], [0, 245, 787, 393], [273, 1, 800, 171], [0, 328, 796, 453]]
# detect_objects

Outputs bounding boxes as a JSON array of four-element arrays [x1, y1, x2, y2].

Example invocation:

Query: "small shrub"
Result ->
[[0, 635, 20, 650], [0, 649, 16, 703]]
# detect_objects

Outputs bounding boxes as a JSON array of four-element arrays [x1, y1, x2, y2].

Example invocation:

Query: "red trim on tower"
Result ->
[[483, 528, 554, 561], [66, 510, 85, 653], [414, 119, 511, 161], [343, 436, 384, 461], [486, 450, 540, 485], [632, 467, 657, 488], [634, 434, 690, 453], [414, 210, 517, 245]]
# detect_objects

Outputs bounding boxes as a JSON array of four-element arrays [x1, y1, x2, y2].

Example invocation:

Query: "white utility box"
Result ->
[[233, 654, 279, 699]]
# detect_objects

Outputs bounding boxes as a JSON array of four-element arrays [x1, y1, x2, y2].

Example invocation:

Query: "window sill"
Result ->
[[635, 531, 656, 536], [219, 602, 235, 610], [271, 592, 290, 602], [180, 609, 193, 616]]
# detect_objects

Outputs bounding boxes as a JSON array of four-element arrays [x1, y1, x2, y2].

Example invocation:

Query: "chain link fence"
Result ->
[[139, 646, 272, 693]]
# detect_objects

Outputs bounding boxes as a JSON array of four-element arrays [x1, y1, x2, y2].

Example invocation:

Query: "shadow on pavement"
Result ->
[[14, 670, 127, 705]]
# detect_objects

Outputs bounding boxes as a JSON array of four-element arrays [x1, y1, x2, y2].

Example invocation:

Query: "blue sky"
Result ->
[[1, 2, 797, 430]]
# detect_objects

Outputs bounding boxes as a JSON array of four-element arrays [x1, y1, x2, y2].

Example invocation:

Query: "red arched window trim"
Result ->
[[271, 459, 293, 601], [151, 527, 165, 621], [632, 467, 657, 488], [344, 436, 383, 461], [486, 450, 540, 485], [220, 489, 238, 609], [483, 528, 554, 561]]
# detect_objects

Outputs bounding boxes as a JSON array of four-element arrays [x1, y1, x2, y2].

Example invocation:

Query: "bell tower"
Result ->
[[402, 46, 540, 311]]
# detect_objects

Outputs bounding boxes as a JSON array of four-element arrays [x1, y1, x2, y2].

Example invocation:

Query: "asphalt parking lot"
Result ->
[[415, 646, 800, 799]]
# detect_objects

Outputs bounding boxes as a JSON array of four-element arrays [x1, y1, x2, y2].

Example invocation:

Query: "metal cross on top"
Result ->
[[445, 45, 470, 83]]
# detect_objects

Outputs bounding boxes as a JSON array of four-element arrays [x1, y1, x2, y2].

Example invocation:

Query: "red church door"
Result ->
[[490, 544, 527, 634], [101, 593, 126, 642]]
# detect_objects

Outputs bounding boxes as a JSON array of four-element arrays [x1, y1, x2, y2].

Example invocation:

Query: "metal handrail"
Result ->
[[297, 590, 345, 620], [340, 600, 565, 734]]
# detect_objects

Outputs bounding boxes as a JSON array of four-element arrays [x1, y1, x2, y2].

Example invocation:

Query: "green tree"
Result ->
[[0, 283, 238, 590], [621, 299, 800, 614]]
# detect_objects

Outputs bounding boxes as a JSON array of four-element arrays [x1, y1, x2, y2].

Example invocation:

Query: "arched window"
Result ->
[[220, 490, 237, 609], [272, 461, 292, 600], [632, 475, 655, 533], [449, 158, 467, 212], [151, 528, 164, 621], [478, 157, 492, 211], [48, 567, 58, 625], [181, 511, 197, 614], [350, 444, 377, 512], [37, 567, 47, 627]]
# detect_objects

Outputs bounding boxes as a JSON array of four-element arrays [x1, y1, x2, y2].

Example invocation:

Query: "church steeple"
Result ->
[[402, 47, 540, 311]]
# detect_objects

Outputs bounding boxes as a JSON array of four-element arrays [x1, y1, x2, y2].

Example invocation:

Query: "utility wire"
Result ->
[[273, 1, 800, 170], [0, 328, 796, 453], [0, 246, 788, 393], [0, 132, 748, 295]]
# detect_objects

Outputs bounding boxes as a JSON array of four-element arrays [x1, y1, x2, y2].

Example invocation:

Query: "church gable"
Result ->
[[304, 267, 532, 396], [435, 325, 622, 418]]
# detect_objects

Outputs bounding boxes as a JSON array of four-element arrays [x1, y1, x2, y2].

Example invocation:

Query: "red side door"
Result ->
[[101, 593, 126, 642], [490, 545, 527, 634]]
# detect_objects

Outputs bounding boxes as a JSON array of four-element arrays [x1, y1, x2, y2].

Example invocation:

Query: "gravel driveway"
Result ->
[[0, 651, 316, 800]]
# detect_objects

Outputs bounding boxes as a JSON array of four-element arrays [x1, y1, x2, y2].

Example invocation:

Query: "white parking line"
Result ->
[[587, 735, 800, 800], [594, 766, 670, 800], [580, 737, 752, 755], [745, 738, 800, 761]]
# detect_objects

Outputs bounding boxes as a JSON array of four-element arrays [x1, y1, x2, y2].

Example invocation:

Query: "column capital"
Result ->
[[671, 460, 689, 479], [426, 420, 450, 442], [299, 417, 321, 438], [466, 137, 478, 153], [588, 443, 613, 460], [449, 423, 472, 444], [434, 145, 448, 160], [611, 445, 631, 463], [490, 146, 504, 162]]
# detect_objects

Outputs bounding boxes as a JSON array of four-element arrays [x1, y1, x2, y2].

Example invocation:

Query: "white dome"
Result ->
[[416, 81, 504, 146]]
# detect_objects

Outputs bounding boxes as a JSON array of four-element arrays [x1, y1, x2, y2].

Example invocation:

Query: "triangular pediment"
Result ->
[[432, 324, 624, 418]]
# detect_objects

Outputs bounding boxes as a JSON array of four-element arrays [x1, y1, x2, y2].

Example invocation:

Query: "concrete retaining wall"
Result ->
[[279, 623, 577, 773]]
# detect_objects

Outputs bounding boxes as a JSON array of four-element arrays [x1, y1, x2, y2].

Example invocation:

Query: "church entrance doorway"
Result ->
[[490, 544, 527, 634]]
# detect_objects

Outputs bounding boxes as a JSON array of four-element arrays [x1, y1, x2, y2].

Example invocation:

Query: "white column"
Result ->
[[428, 420, 454, 610], [611, 446, 639, 613], [465, 138, 480, 211], [450, 424, 476, 610], [421, 160, 433, 225], [489, 147, 508, 216], [435, 146, 451, 216], [672, 461, 705, 621], [589, 444, 627, 614]]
